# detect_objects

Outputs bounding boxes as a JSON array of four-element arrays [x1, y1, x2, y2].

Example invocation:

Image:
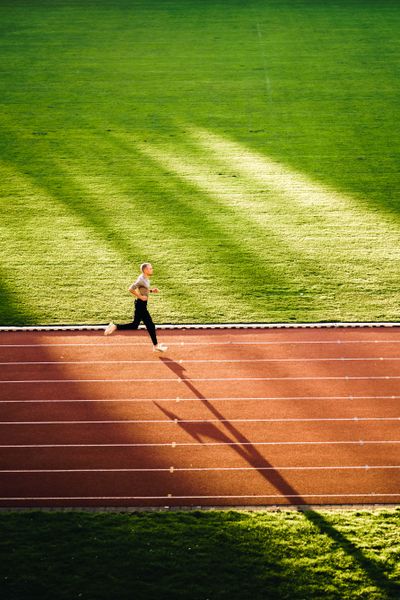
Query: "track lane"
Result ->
[[2, 358, 400, 381], [4, 343, 400, 363], [2, 379, 399, 402], [1, 397, 398, 421], [0, 469, 398, 508], [1, 327, 400, 345], [0, 420, 398, 446], [1, 443, 399, 471]]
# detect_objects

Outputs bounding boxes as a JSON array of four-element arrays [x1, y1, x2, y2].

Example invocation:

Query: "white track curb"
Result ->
[[0, 322, 399, 332]]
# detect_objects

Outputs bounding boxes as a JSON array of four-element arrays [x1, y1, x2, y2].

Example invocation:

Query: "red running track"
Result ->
[[0, 327, 399, 508]]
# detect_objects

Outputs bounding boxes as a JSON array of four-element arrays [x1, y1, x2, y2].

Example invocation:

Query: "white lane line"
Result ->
[[2, 375, 400, 383], [1, 340, 400, 348], [1, 440, 399, 448], [0, 493, 399, 501], [256, 22, 273, 97], [2, 357, 400, 365], [1, 395, 399, 404], [1, 465, 399, 474], [1, 417, 399, 425]]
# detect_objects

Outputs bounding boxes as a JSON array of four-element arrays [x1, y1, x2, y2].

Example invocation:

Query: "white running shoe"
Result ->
[[104, 322, 117, 336], [153, 343, 168, 353]]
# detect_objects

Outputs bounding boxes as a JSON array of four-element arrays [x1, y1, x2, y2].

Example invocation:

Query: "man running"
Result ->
[[104, 262, 168, 352]]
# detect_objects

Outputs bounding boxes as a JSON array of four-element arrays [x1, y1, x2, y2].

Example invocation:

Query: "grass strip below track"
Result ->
[[0, 509, 399, 600]]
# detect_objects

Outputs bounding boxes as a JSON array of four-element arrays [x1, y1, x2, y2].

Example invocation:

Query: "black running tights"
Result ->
[[116, 299, 158, 346]]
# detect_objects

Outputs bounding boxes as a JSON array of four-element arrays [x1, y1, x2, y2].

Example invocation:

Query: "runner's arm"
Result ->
[[129, 284, 147, 301]]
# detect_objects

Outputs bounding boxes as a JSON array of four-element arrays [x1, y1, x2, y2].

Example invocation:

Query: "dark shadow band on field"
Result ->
[[1, 120, 289, 320], [75, 122, 313, 313], [4, 509, 395, 600], [191, 120, 400, 222], [0, 273, 38, 326], [1, 118, 316, 322], [156, 356, 400, 598], [0, 123, 214, 319], [107, 131, 321, 311]]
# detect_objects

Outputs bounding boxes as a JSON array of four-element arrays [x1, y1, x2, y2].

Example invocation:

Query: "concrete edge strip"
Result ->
[[0, 504, 398, 512], [0, 494, 399, 501], [1, 322, 400, 332]]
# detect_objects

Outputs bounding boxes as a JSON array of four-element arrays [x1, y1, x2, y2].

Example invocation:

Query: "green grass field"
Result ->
[[0, 509, 399, 600], [0, 0, 399, 325]]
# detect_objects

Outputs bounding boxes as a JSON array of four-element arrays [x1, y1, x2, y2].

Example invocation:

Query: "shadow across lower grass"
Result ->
[[1, 119, 317, 323], [0, 273, 38, 326], [0, 510, 398, 600]]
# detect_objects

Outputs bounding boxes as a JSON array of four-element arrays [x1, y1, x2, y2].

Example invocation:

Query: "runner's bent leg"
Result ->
[[116, 299, 143, 330]]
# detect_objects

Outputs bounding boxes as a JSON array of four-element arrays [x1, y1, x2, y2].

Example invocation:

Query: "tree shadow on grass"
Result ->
[[1, 508, 399, 600], [1, 118, 323, 323], [69, 125, 321, 317], [0, 124, 215, 321], [0, 273, 38, 326], [155, 357, 400, 599], [112, 131, 327, 306]]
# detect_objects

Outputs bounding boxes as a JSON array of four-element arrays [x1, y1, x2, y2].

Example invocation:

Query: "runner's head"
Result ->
[[140, 262, 153, 276]]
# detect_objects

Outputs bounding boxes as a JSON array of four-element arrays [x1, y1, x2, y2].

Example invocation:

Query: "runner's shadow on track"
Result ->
[[156, 357, 400, 598], [156, 358, 302, 503]]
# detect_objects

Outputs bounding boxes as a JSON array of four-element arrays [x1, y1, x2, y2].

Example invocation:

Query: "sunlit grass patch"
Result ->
[[133, 126, 400, 322]]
